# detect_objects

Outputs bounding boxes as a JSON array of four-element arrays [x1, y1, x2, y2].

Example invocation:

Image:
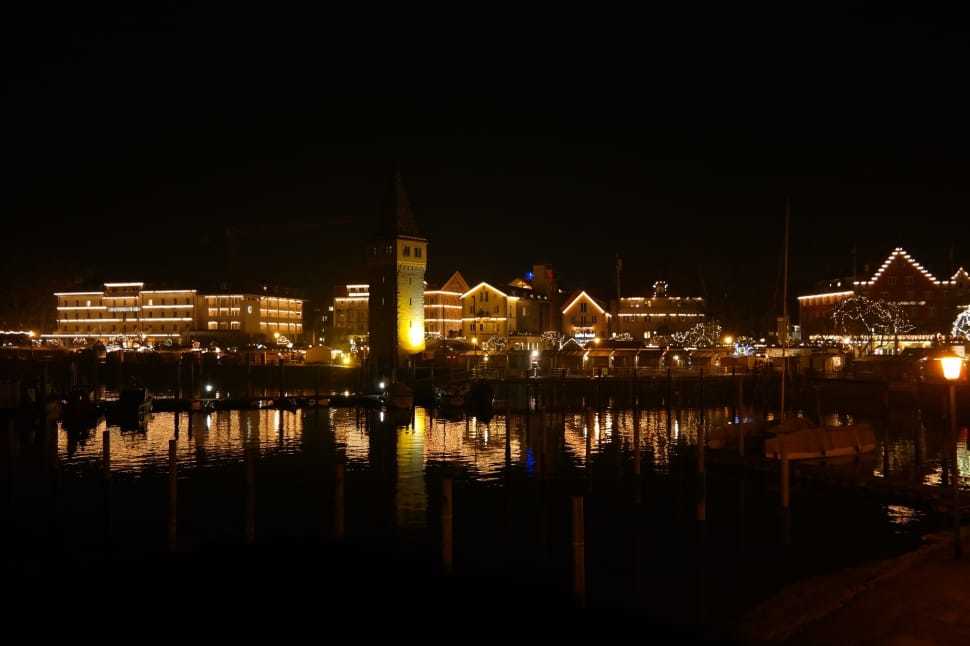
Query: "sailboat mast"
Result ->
[[780, 199, 790, 422]]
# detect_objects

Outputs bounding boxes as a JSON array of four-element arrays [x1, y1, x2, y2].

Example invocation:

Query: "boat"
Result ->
[[385, 382, 414, 410], [106, 384, 152, 429], [764, 423, 877, 460], [464, 380, 494, 420], [61, 387, 101, 431]]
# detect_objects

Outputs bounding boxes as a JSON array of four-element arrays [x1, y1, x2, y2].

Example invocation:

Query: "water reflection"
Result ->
[[56, 404, 970, 494]]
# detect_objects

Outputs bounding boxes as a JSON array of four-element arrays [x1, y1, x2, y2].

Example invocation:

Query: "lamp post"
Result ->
[[940, 355, 964, 559]]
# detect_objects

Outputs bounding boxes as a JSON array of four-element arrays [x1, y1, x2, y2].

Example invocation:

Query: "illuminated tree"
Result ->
[[953, 306, 970, 340], [673, 321, 723, 348], [832, 295, 914, 354]]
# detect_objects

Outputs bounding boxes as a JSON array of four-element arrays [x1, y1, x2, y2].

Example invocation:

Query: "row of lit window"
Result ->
[[60, 324, 190, 332]]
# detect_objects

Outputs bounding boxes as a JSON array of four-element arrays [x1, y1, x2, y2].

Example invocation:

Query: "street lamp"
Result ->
[[939, 354, 964, 559]]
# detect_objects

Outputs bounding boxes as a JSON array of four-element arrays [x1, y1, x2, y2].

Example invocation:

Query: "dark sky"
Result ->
[[4, 4, 970, 332]]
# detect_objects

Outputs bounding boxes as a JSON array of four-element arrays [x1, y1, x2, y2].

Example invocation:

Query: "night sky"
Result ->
[[4, 4, 970, 333]]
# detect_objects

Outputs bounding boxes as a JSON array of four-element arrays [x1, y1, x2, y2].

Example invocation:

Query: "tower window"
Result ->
[[403, 246, 411, 257], [415, 247, 422, 258]]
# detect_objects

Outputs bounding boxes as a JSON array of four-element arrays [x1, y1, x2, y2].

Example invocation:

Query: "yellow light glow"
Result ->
[[940, 356, 963, 381], [342, 355, 351, 366], [723, 335, 734, 345], [407, 323, 424, 349], [593, 337, 601, 344], [273, 332, 280, 339], [472, 337, 478, 345]]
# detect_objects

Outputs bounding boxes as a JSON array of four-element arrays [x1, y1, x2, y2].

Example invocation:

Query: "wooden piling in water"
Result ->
[[168, 439, 177, 552], [334, 462, 345, 540], [572, 495, 586, 608], [102, 430, 111, 480], [780, 437, 790, 509], [245, 446, 255, 544], [697, 420, 706, 523], [442, 476, 454, 575]]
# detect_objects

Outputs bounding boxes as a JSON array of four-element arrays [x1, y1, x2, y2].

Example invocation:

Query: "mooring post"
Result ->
[[102, 429, 111, 480], [731, 367, 738, 422], [572, 495, 586, 608], [697, 419, 706, 523], [780, 436, 790, 509], [334, 462, 345, 541], [666, 368, 672, 413], [245, 446, 255, 545], [168, 439, 177, 552], [176, 354, 183, 401], [699, 368, 705, 424], [442, 476, 454, 575], [278, 357, 285, 398], [633, 406, 642, 504]]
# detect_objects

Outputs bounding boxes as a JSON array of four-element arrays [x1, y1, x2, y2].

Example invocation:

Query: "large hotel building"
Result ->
[[48, 282, 303, 344], [798, 247, 970, 349]]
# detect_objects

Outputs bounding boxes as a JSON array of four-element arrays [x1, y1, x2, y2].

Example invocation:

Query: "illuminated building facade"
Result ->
[[197, 293, 304, 340], [50, 282, 196, 342], [561, 290, 610, 342], [460, 280, 552, 341], [799, 248, 970, 344], [332, 284, 370, 339], [610, 281, 706, 340], [48, 282, 303, 344], [367, 173, 427, 378], [425, 271, 468, 338]]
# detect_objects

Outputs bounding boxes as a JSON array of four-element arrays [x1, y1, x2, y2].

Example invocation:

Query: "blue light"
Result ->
[[525, 271, 535, 281], [525, 448, 536, 474]]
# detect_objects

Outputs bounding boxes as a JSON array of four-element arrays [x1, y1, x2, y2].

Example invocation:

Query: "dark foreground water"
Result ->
[[3, 400, 963, 638]]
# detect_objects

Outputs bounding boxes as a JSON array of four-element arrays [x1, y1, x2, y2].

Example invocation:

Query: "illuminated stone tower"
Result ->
[[367, 172, 427, 380]]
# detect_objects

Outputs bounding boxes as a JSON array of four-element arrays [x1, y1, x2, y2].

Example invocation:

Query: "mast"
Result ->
[[780, 199, 790, 422]]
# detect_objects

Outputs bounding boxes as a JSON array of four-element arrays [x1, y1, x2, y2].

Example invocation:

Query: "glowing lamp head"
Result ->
[[723, 335, 733, 346], [205, 384, 214, 393], [530, 350, 539, 359], [378, 381, 386, 390], [939, 355, 963, 381], [273, 332, 280, 339], [471, 337, 478, 346], [593, 337, 601, 345]]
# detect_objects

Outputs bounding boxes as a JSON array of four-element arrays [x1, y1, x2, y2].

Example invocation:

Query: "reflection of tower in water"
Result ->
[[366, 409, 400, 532]]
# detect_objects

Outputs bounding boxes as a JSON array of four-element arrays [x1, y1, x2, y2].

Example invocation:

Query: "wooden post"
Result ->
[[176, 354, 182, 401], [697, 420, 706, 523], [442, 476, 454, 575], [731, 366, 740, 423], [278, 357, 284, 398], [168, 439, 177, 552], [102, 430, 111, 480], [780, 436, 790, 510], [633, 406, 642, 504], [666, 368, 672, 412], [245, 446, 255, 544], [571, 495, 586, 608], [699, 368, 704, 424], [334, 462, 345, 540]]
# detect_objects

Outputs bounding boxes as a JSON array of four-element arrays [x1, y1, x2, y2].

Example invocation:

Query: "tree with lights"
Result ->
[[673, 321, 723, 348], [953, 306, 970, 340], [832, 295, 914, 354]]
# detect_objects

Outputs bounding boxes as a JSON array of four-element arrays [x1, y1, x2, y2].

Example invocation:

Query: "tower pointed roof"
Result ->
[[378, 171, 423, 239]]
